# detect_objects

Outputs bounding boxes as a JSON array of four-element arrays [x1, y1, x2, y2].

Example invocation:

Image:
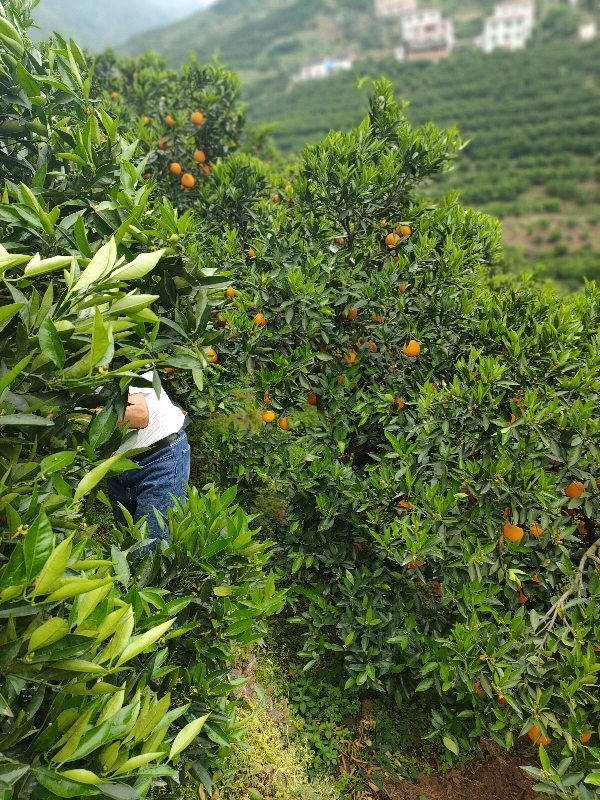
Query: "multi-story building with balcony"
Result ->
[[374, 0, 417, 18], [401, 8, 454, 60], [478, 0, 535, 53]]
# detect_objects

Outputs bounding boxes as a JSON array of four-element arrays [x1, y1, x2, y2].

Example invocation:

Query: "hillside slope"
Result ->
[[33, 0, 215, 49], [120, 0, 590, 83]]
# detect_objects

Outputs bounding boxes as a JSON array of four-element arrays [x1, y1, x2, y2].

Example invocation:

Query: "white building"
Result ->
[[375, 0, 417, 18], [295, 57, 354, 82], [579, 21, 597, 41], [479, 0, 535, 53], [401, 8, 454, 60]]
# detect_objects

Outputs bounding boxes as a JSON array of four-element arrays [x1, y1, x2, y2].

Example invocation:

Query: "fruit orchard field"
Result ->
[[0, 2, 599, 799]]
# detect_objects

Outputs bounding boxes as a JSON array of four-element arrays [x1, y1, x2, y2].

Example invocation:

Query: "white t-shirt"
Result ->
[[117, 371, 185, 454]]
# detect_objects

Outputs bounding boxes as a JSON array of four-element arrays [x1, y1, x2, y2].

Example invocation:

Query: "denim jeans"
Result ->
[[107, 431, 190, 553]]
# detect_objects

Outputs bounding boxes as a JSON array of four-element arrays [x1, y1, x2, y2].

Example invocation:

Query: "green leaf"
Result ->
[[28, 617, 69, 653], [112, 753, 163, 776], [585, 773, 600, 786], [33, 534, 73, 597], [0, 414, 53, 427], [39, 318, 66, 369], [39, 451, 76, 477], [73, 455, 130, 503], [45, 577, 114, 603], [108, 294, 159, 317], [24, 255, 72, 278], [32, 766, 102, 797], [169, 714, 209, 760], [88, 406, 118, 449], [0, 354, 32, 398], [23, 509, 54, 583], [72, 239, 116, 292], [415, 678, 434, 692], [59, 770, 101, 785], [111, 250, 165, 281], [116, 618, 175, 666], [91, 307, 110, 367], [443, 736, 459, 756]]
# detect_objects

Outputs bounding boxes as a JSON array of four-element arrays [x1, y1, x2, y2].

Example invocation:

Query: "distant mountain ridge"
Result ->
[[32, 0, 216, 50]]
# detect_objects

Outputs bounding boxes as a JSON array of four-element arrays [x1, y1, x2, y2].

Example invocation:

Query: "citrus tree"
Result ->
[[0, 3, 282, 797], [187, 79, 600, 770]]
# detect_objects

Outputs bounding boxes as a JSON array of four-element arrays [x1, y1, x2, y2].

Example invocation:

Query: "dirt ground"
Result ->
[[384, 750, 541, 800]]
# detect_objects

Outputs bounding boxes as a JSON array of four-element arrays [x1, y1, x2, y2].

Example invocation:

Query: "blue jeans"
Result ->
[[107, 431, 190, 553]]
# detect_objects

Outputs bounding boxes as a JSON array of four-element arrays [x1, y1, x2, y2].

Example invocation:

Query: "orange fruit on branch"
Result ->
[[307, 393, 318, 406], [345, 350, 359, 364], [408, 560, 425, 569], [503, 523, 524, 542], [528, 725, 551, 746], [170, 162, 182, 175], [565, 481, 585, 498], [342, 307, 358, 321], [385, 232, 400, 248], [474, 681, 484, 698], [253, 313, 267, 326], [396, 224, 412, 237], [261, 411, 275, 423], [399, 284, 407, 292], [580, 733, 593, 743], [372, 313, 385, 323], [193, 149, 207, 163], [271, 193, 281, 203], [181, 173, 195, 189], [279, 417, 292, 431], [226, 286, 235, 298], [191, 111, 204, 126], [206, 348, 218, 364], [248, 247, 256, 258], [165, 114, 176, 128], [530, 523, 543, 539], [518, 588, 528, 604], [158, 137, 170, 150], [403, 340, 421, 358]]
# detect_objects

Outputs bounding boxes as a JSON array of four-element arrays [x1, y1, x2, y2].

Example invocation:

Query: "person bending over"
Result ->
[[106, 371, 190, 552]]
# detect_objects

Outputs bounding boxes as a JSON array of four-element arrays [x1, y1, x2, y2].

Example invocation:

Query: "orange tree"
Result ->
[[181, 79, 600, 766], [0, 3, 282, 797]]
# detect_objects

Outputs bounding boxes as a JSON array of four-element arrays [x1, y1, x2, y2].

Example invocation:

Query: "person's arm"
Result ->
[[118, 393, 149, 429]]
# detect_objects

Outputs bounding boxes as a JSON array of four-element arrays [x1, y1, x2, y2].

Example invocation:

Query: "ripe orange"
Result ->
[[170, 162, 182, 175], [253, 313, 267, 326], [365, 340, 377, 353], [518, 588, 528, 604], [399, 284, 407, 292], [345, 350, 359, 364], [338, 375, 345, 385], [408, 560, 425, 569], [342, 307, 358, 321], [279, 417, 292, 431], [202, 164, 211, 175], [141, 114, 150, 124], [226, 286, 235, 298], [503, 523, 524, 542], [403, 340, 421, 358], [385, 232, 400, 248], [498, 694, 508, 705], [566, 481, 585, 498], [474, 681, 484, 698], [372, 314, 385, 323], [580, 733, 593, 743], [164, 367, 174, 375], [262, 411, 275, 423], [165, 114, 176, 128], [532, 573, 540, 584], [181, 173, 195, 189], [395, 396, 405, 409], [206, 348, 218, 364], [530, 523, 543, 539], [271, 193, 281, 203], [264, 390, 271, 405], [307, 393, 318, 406], [284, 183, 292, 193], [596, 476, 600, 489], [396, 224, 412, 237], [334, 236, 345, 246], [193, 149, 206, 163], [248, 248, 256, 258], [528, 725, 551, 746], [159, 137, 170, 150], [191, 111, 204, 126]]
